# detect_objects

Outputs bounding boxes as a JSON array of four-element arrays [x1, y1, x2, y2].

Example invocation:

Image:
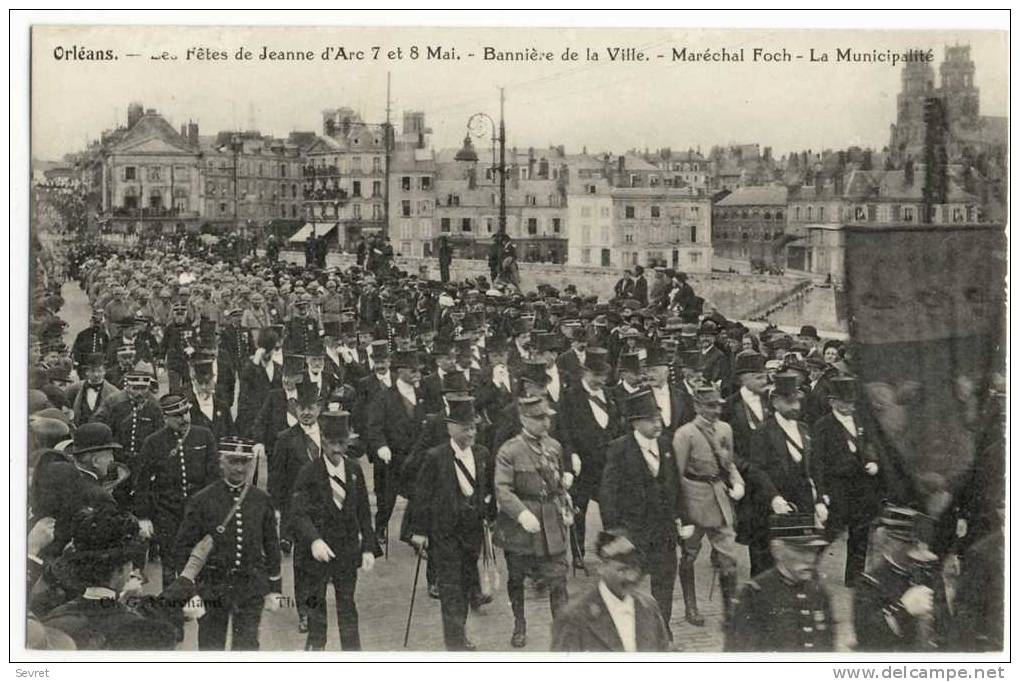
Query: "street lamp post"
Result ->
[[455, 87, 507, 238]]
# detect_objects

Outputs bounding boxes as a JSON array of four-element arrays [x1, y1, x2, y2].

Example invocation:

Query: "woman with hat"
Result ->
[[410, 397, 496, 650]]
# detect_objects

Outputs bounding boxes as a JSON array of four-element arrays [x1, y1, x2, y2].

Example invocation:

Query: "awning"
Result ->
[[289, 222, 338, 243]]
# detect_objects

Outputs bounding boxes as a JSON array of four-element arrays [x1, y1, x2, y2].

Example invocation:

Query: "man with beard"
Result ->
[[364, 349, 427, 547], [747, 372, 828, 577], [726, 514, 835, 652], [105, 344, 137, 391], [551, 529, 671, 652], [134, 394, 220, 588], [66, 353, 122, 428], [600, 389, 683, 635], [643, 345, 687, 440], [697, 320, 728, 388], [410, 397, 496, 651], [250, 354, 306, 478], [672, 385, 746, 627], [812, 376, 883, 586], [289, 410, 380, 650], [352, 340, 392, 438]]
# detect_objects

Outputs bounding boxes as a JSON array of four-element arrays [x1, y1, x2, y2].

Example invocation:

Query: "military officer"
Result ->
[[93, 371, 164, 504], [726, 513, 835, 652]]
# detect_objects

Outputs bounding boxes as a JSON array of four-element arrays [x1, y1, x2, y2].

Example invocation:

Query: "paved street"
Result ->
[[56, 278, 859, 653]]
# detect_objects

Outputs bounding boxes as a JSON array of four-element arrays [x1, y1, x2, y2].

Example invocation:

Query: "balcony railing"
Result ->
[[302, 188, 350, 201], [301, 165, 385, 178], [109, 206, 198, 218]]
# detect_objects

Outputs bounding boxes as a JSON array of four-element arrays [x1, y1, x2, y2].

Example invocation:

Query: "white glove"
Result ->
[[361, 552, 375, 572], [676, 521, 695, 540], [814, 502, 829, 525], [518, 509, 541, 533], [864, 462, 879, 476], [561, 472, 575, 489], [274, 510, 282, 529], [411, 534, 429, 551], [377, 446, 392, 464], [119, 571, 145, 600], [138, 519, 155, 540], [571, 453, 582, 475], [900, 585, 934, 617], [253, 443, 266, 460], [728, 482, 745, 501], [311, 539, 335, 563], [263, 593, 284, 612], [27, 517, 56, 556], [771, 496, 794, 514], [956, 518, 968, 538], [183, 596, 206, 620]]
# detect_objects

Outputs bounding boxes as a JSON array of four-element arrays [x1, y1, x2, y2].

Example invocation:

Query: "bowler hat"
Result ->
[[444, 397, 478, 424], [623, 389, 661, 421], [733, 351, 766, 376], [318, 411, 351, 442], [798, 325, 820, 340], [71, 422, 122, 456]]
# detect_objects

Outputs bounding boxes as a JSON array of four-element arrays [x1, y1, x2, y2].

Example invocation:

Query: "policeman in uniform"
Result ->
[[853, 506, 938, 652], [726, 513, 835, 652], [174, 438, 283, 651], [93, 371, 164, 505], [134, 394, 220, 588]]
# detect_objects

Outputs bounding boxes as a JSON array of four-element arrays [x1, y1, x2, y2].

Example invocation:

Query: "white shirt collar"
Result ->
[[581, 378, 604, 399], [597, 581, 637, 653], [633, 430, 659, 455], [775, 411, 803, 446], [450, 439, 473, 461], [396, 378, 417, 401], [740, 386, 764, 418], [301, 423, 320, 439], [324, 454, 345, 478], [833, 410, 857, 435], [621, 380, 640, 394]]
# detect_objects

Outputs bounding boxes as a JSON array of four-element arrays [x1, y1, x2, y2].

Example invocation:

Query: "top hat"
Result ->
[[81, 352, 106, 368], [295, 380, 321, 408], [510, 318, 533, 336], [318, 411, 351, 442], [644, 345, 671, 368], [431, 338, 454, 356], [519, 359, 550, 387], [304, 339, 325, 358], [769, 514, 828, 546], [623, 389, 661, 421], [733, 351, 766, 376], [486, 335, 508, 355], [517, 396, 556, 419], [798, 325, 820, 340], [71, 422, 122, 456], [391, 349, 421, 370], [444, 396, 478, 424], [159, 394, 190, 416], [772, 372, 804, 399], [532, 332, 563, 354], [321, 320, 341, 338], [828, 376, 860, 402], [368, 340, 390, 361], [441, 371, 471, 394], [678, 350, 705, 371], [282, 354, 306, 377], [582, 348, 611, 374]]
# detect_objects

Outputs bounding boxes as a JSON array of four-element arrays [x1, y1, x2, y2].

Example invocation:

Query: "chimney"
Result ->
[[834, 171, 845, 196], [538, 158, 549, 179], [127, 102, 144, 129], [187, 121, 199, 145], [814, 172, 824, 193], [618, 155, 625, 174], [904, 159, 915, 186]]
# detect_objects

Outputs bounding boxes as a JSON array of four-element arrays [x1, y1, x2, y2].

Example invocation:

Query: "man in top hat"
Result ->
[[551, 528, 671, 652], [600, 389, 683, 633], [187, 356, 236, 443], [697, 320, 728, 388], [811, 376, 883, 586], [474, 335, 514, 426], [319, 319, 346, 388], [364, 348, 427, 545], [352, 340, 392, 438], [672, 385, 746, 627], [506, 317, 533, 373], [420, 338, 459, 416], [556, 326, 589, 387], [747, 372, 829, 578], [71, 311, 110, 373], [303, 339, 336, 404], [134, 394, 220, 589], [674, 349, 705, 421], [726, 513, 835, 652], [532, 331, 566, 404], [289, 410, 380, 651], [333, 317, 368, 384], [174, 438, 283, 650], [494, 396, 573, 648], [610, 351, 646, 406], [644, 344, 688, 439], [852, 506, 939, 652], [221, 308, 255, 385], [410, 397, 496, 650], [559, 347, 623, 570], [66, 352, 122, 428], [236, 327, 283, 437]]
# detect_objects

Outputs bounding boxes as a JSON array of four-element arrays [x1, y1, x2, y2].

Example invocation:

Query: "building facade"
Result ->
[[712, 186, 788, 266], [389, 112, 437, 258]]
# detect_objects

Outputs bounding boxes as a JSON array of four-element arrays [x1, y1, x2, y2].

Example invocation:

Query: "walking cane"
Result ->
[[403, 549, 424, 648]]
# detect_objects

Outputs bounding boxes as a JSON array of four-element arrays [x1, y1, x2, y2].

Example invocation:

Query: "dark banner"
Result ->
[[844, 224, 1006, 508]]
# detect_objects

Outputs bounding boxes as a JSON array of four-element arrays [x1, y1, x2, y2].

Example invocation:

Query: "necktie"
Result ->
[[645, 447, 660, 477]]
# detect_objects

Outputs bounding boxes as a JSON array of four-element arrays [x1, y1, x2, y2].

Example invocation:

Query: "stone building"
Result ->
[[712, 186, 788, 266], [389, 112, 437, 258]]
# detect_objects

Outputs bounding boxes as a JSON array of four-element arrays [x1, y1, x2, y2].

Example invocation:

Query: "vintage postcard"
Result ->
[[15, 12, 1009, 672]]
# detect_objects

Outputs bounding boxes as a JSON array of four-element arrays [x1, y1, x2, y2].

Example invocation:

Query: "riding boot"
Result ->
[[548, 578, 568, 619], [510, 586, 527, 648], [678, 558, 704, 626]]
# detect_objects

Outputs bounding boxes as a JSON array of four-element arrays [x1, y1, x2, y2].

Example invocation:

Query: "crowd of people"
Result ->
[[24, 230, 1004, 654]]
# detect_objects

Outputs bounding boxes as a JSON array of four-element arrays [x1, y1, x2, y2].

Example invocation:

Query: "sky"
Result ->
[[31, 25, 1008, 162]]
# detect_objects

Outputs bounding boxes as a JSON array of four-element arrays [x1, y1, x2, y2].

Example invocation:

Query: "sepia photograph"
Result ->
[[12, 10, 1010, 672]]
